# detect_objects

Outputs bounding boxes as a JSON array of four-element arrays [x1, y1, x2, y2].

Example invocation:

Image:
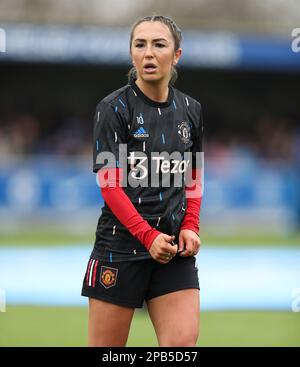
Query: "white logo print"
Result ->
[[136, 113, 144, 125], [96, 147, 204, 192]]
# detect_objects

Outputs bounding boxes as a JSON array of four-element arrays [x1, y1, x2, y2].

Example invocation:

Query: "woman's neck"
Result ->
[[135, 78, 169, 103]]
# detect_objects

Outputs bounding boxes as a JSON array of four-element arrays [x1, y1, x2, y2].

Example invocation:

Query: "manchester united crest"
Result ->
[[178, 121, 191, 144], [100, 266, 118, 289]]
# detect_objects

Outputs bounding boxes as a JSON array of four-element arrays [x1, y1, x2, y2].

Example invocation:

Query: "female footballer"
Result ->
[[81, 15, 204, 347]]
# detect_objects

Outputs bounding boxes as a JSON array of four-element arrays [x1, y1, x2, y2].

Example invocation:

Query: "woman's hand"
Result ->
[[149, 234, 178, 264], [178, 229, 200, 257]]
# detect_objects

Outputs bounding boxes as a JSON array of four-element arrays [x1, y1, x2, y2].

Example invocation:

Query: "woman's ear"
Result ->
[[173, 48, 182, 65]]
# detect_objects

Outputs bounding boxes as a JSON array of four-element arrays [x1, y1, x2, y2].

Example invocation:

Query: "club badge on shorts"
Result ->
[[100, 266, 118, 289]]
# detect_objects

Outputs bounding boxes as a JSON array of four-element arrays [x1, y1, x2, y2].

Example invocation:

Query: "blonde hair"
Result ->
[[127, 15, 182, 85]]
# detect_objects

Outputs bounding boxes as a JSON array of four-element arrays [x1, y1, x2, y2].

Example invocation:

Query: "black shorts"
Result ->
[[81, 244, 200, 308]]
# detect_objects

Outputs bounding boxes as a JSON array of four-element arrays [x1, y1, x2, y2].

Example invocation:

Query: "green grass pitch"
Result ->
[[0, 306, 299, 347]]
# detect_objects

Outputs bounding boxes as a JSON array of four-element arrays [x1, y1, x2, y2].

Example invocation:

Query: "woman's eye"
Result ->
[[134, 43, 165, 48]]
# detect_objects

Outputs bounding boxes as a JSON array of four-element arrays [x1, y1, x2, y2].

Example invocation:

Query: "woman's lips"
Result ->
[[143, 67, 157, 73], [143, 62, 158, 73]]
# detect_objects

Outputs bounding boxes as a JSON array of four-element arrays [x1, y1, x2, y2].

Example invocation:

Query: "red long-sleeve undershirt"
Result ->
[[180, 167, 202, 235], [97, 167, 202, 251], [98, 167, 160, 251]]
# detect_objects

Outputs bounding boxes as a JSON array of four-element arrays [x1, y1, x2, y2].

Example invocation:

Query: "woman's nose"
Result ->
[[144, 45, 154, 57]]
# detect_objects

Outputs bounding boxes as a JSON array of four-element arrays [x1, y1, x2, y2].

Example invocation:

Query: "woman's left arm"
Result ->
[[178, 168, 202, 256], [178, 102, 204, 257]]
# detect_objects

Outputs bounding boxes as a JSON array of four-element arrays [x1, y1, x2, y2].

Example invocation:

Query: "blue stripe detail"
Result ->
[[109, 252, 112, 263], [172, 214, 175, 220], [159, 192, 162, 201], [173, 100, 177, 109], [114, 106, 118, 112], [96, 139, 99, 151], [118, 98, 126, 108], [116, 160, 119, 167], [161, 133, 165, 144]]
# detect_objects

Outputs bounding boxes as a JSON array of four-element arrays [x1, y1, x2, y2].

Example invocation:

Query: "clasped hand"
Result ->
[[149, 229, 200, 264]]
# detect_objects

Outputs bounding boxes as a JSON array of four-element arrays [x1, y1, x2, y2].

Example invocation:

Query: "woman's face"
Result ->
[[131, 21, 182, 84]]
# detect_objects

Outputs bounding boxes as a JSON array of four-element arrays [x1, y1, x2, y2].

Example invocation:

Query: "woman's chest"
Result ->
[[126, 107, 194, 155]]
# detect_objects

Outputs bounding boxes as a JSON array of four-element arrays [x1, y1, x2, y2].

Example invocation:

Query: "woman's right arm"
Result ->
[[98, 167, 161, 250]]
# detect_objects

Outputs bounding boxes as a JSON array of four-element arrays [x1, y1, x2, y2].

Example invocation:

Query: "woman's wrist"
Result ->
[[180, 225, 199, 236], [142, 228, 161, 251]]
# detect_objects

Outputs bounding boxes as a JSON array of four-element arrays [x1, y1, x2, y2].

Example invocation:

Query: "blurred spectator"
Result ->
[[3, 113, 41, 155], [254, 115, 295, 164], [0, 126, 12, 161]]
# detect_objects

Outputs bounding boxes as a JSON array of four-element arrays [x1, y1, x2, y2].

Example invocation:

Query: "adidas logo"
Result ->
[[133, 126, 149, 138]]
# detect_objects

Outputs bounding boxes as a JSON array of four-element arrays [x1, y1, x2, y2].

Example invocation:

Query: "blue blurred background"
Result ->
[[0, 0, 300, 346]]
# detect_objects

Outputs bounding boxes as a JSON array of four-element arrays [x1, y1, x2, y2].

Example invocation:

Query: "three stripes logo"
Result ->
[[85, 259, 118, 289], [133, 126, 149, 138], [85, 258, 99, 288]]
